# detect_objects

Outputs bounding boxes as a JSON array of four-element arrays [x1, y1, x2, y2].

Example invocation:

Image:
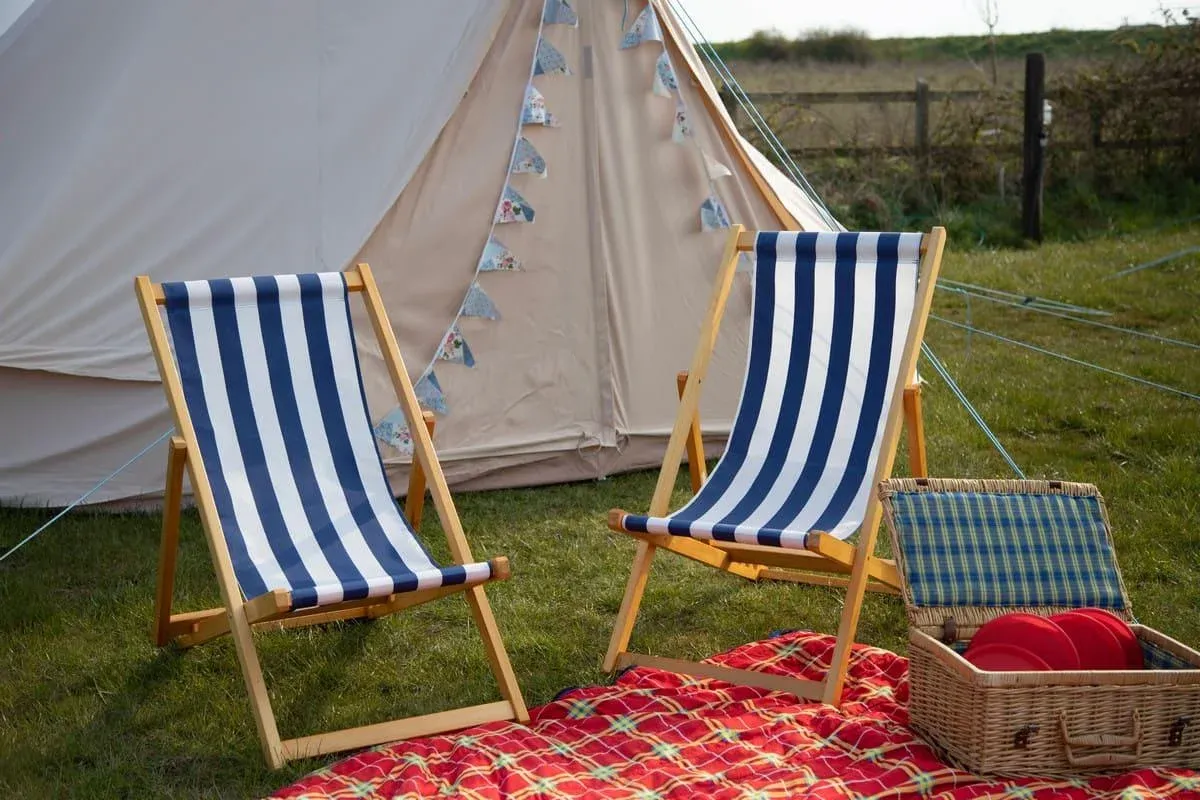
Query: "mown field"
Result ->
[[2, 226, 1197, 798]]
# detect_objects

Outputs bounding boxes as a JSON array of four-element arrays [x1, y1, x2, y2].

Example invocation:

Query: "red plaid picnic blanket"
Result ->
[[273, 631, 1200, 799]]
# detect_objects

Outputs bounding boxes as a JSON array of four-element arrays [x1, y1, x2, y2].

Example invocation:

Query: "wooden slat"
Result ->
[[608, 513, 762, 581], [136, 274, 286, 767], [758, 568, 901, 596], [820, 227, 946, 706], [355, 263, 528, 724], [902, 384, 928, 478], [152, 437, 189, 647], [404, 411, 436, 531], [676, 371, 706, 494], [280, 701, 516, 762], [649, 227, 743, 516], [616, 652, 823, 700]]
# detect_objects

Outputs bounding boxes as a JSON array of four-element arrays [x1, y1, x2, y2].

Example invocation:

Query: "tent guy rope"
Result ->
[[0, 428, 175, 564]]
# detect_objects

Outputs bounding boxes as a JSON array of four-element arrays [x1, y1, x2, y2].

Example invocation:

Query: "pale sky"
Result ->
[[674, 0, 1192, 39], [2, 0, 1194, 42]]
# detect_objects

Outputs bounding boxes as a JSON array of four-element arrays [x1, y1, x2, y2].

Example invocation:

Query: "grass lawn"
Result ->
[[2, 226, 1198, 798]]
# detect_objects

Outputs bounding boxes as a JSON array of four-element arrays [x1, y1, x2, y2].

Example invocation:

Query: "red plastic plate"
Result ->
[[967, 612, 1081, 670], [1067, 607, 1143, 669], [964, 642, 1053, 672], [1049, 611, 1128, 670]]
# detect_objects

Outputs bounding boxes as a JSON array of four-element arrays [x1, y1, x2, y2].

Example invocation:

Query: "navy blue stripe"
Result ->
[[207, 279, 316, 596], [163, 283, 270, 601], [716, 233, 817, 527], [812, 234, 902, 531], [296, 274, 419, 596], [764, 233, 860, 530], [252, 276, 366, 598], [668, 232, 780, 530]]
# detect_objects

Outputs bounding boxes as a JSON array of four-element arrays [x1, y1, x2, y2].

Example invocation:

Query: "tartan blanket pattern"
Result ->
[[274, 631, 1200, 799]]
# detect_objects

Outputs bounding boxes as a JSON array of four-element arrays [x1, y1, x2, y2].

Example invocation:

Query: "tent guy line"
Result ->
[[0, 428, 176, 564]]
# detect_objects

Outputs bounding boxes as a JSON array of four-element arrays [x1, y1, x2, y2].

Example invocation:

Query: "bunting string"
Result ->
[[374, 0, 574, 454]]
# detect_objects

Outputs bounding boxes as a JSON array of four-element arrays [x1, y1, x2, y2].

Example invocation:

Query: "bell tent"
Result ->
[[0, 0, 838, 506]]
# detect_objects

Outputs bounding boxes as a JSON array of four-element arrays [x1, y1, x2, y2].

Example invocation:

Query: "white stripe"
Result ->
[[318, 274, 439, 576], [274, 276, 399, 599], [185, 281, 291, 596], [230, 277, 344, 605]]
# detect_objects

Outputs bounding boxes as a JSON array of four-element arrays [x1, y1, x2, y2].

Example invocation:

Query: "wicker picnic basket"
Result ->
[[880, 478, 1200, 776]]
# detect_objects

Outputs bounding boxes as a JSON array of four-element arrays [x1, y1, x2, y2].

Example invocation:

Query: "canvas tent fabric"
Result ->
[[0, 0, 834, 506]]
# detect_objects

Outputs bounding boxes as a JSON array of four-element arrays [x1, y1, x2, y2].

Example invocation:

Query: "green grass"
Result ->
[[2, 227, 1198, 798]]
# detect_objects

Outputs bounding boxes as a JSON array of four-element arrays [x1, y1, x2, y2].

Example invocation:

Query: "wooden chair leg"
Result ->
[[903, 384, 928, 478], [462, 585, 529, 722], [602, 540, 658, 672], [676, 371, 706, 494], [404, 411, 436, 531], [153, 437, 188, 647]]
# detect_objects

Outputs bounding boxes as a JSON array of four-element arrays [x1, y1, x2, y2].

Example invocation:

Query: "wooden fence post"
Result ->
[[915, 79, 931, 191], [1021, 52, 1047, 242]]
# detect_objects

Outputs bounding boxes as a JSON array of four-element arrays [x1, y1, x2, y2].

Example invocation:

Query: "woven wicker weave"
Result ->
[[882, 478, 1200, 775]]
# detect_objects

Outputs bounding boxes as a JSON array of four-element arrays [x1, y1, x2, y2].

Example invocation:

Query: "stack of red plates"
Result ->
[[962, 609, 1143, 672]]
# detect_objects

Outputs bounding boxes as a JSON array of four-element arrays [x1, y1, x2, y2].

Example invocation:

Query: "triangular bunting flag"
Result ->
[[672, 100, 692, 142], [495, 185, 535, 223], [437, 324, 476, 367], [511, 136, 547, 177], [373, 408, 414, 455], [521, 85, 561, 127], [653, 50, 678, 97], [533, 37, 571, 76], [704, 151, 733, 180], [415, 372, 448, 415], [479, 236, 523, 272], [736, 252, 755, 274], [543, 0, 579, 26], [700, 194, 732, 231], [462, 282, 501, 320], [621, 4, 663, 49]]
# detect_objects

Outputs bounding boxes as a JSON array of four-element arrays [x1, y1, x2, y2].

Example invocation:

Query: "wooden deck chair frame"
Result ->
[[135, 264, 528, 768], [603, 226, 946, 706]]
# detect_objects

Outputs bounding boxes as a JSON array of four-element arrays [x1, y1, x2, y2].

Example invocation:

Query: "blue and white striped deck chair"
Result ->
[[604, 226, 945, 707], [135, 264, 528, 768]]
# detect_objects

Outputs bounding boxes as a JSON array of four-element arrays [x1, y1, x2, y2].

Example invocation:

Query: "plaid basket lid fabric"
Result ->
[[882, 480, 1129, 613]]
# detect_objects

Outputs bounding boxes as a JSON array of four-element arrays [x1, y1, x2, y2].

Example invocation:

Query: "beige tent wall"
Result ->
[[354, 0, 803, 492]]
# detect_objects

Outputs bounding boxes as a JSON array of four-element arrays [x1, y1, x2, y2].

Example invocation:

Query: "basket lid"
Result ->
[[879, 478, 1134, 640]]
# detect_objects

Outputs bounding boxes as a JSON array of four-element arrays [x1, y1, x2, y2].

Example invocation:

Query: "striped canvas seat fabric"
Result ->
[[622, 232, 921, 549], [162, 273, 493, 610]]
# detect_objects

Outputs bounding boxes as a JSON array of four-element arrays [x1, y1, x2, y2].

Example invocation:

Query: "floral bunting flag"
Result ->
[[461, 282, 501, 320], [542, 0, 579, 26], [652, 50, 678, 97], [415, 372, 448, 415], [533, 37, 572, 76], [438, 324, 476, 367], [495, 185, 535, 224], [700, 194, 732, 231], [704, 150, 733, 180], [511, 136, 547, 177], [478, 236, 522, 272], [620, 4, 663, 49], [672, 100, 692, 143], [373, 408, 414, 455], [521, 85, 560, 127]]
